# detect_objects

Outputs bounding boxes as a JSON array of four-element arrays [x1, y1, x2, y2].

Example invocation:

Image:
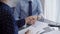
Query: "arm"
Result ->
[[14, 2, 25, 28], [37, 0, 43, 14], [0, 7, 18, 34], [16, 19, 25, 28], [37, 0, 44, 21]]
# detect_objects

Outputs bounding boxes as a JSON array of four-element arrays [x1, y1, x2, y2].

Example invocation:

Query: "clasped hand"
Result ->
[[25, 16, 38, 25]]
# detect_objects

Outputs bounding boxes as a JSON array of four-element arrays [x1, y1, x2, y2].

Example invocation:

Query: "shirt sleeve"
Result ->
[[37, 0, 44, 21], [16, 19, 25, 28], [0, 6, 18, 34], [37, 0, 43, 14]]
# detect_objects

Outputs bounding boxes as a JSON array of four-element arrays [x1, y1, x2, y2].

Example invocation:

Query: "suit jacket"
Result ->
[[0, 2, 25, 34]]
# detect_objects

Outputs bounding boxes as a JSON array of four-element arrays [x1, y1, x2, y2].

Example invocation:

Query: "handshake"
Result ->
[[25, 16, 38, 25], [25, 16, 40, 25]]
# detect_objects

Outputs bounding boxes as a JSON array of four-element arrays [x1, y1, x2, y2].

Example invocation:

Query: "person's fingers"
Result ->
[[28, 17, 36, 25], [32, 20, 36, 24], [26, 16, 37, 25], [29, 17, 33, 20], [30, 20, 36, 25], [25, 17, 31, 24], [25, 30, 31, 34]]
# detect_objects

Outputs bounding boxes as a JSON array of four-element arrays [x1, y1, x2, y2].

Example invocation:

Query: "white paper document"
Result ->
[[18, 21, 49, 34]]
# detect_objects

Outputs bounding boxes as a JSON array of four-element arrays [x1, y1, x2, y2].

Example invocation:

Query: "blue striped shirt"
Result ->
[[14, 0, 43, 20]]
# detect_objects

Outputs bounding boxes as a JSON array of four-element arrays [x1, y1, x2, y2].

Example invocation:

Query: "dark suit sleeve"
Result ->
[[0, 10, 15, 34], [0, 5, 18, 34], [16, 19, 25, 28]]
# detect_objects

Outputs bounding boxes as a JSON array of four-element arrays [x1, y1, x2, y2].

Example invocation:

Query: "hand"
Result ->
[[25, 16, 38, 25], [25, 30, 32, 34], [30, 16, 37, 23]]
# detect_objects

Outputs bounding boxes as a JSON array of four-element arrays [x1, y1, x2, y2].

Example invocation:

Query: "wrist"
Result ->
[[37, 16, 41, 20], [25, 18, 27, 24]]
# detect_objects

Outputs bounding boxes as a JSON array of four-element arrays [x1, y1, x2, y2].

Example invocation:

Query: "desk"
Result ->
[[43, 31, 60, 34], [18, 20, 60, 34], [18, 21, 53, 34]]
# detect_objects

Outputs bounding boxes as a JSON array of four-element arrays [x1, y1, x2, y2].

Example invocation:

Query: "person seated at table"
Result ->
[[0, 0, 36, 34]]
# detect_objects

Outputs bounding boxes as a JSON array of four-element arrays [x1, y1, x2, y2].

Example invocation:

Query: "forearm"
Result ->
[[16, 19, 25, 28], [37, 13, 44, 22]]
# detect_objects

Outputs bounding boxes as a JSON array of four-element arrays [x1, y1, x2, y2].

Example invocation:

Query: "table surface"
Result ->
[[18, 21, 60, 34], [43, 31, 60, 34]]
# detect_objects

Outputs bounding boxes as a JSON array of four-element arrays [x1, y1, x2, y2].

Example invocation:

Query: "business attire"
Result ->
[[14, 0, 43, 24], [0, 2, 25, 34]]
